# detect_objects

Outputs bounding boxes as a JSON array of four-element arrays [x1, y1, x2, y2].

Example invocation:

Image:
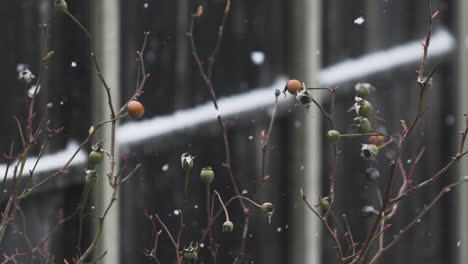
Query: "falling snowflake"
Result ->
[[354, 16, 365, 25], [250, 51, 265, 65]]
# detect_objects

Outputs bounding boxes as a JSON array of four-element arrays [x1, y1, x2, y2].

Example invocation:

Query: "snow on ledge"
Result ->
[[118, 29, 455, 145], [1, 141, 87, 180], [1, 28, 456, 178], [117, 77, 289, 145], [319, 29, 455, 86]]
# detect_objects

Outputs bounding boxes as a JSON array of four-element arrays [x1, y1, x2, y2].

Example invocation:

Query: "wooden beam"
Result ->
[[91, 0, 121, 263], [290, 0, 322, 263]]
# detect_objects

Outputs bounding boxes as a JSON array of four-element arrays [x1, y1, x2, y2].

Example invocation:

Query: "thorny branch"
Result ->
[[297, 1, 468, 263]]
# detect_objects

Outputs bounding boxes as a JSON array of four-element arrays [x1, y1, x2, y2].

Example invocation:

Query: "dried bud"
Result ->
[[261, 202, 275, 217], [355, 83, 375, 98], [365, 167, 380, 181], [361, 205, 378, 217], [181, 153, 195, 171], [296, 89, 313, 107], [55, 0, 68, 13], [222, 220, 234, 232], [18, 68, 35, 84], [284, 79, 302, 95], [361, 144, 379, 160], [85, 170, 97, 185], [417, 76, 433, 89], [326, 130, 341, 144], [200, 167, 214, 185], [275, 89, 281, 97]]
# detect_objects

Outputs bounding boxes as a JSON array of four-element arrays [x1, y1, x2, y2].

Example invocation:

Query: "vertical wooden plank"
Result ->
[[289, 0, 322, 263], [91, 0, 121, 262]]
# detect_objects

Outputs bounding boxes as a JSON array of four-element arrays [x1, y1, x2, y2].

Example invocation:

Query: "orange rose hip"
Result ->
[[127, 101, 145, 119], [285, 79, 302, 95]]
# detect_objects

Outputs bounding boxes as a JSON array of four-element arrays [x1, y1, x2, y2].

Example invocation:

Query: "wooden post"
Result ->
[[290, 0, 322, 263], [91, 0, 121, 263]]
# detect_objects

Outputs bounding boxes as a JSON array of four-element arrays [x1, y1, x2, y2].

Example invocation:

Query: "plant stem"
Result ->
[[184, 169, 191, 202]]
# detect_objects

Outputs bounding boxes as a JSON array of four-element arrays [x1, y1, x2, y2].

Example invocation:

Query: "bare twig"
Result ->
[[32, 207, 81, 253], [188, 0, 246, 213], [369, 178, 468, 263], [343, 214, 356, 255]]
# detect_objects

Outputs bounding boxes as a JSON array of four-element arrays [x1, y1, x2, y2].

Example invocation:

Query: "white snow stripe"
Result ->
[[1, 141, 87, 179], [319, 29, 455, 85], [117, 77, 288, 145], [1, 29, 456, 176], [118, 29, 455, 145]]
